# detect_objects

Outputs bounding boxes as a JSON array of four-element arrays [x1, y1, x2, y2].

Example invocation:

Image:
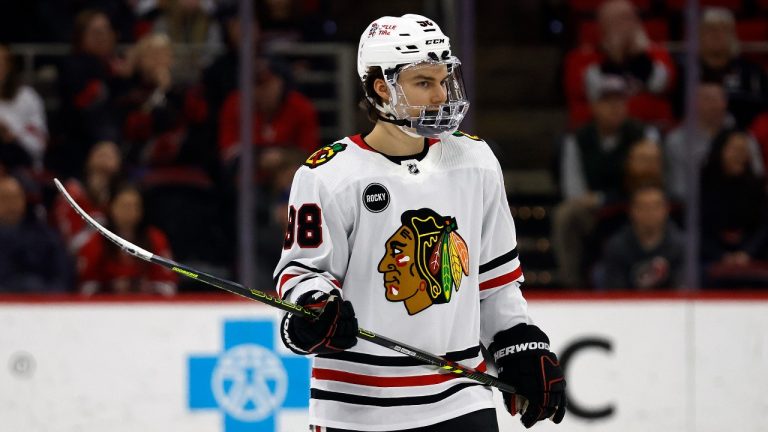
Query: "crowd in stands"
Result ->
[[556, 0, 768, 289], [1, 0, 767, 295], [0, 0, 330, 295]]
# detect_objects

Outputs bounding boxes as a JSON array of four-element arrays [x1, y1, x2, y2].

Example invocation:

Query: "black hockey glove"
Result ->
[[280, 289, 358, 355], [490, 323, 566, 428]]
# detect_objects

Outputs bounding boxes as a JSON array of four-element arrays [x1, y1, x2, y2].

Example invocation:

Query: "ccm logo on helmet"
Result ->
[[493, 342, 550, 361], [425, 39, 446, 45]]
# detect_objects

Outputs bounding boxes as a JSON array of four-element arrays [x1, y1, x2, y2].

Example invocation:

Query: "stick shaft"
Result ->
[[54, 178, 515, 394]]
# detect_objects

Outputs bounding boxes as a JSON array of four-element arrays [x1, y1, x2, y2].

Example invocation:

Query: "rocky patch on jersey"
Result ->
[[363, 183, 390, 212], [452, 130, 482, 141], [377, 208, 470, 315], [304, 142, 347, 168]]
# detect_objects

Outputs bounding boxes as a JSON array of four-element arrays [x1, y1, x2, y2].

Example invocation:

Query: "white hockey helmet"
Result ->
[[357, 14, 469, 138]]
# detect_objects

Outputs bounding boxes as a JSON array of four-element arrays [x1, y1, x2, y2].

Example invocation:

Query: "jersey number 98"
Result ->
[[283, 204, 323, 249]]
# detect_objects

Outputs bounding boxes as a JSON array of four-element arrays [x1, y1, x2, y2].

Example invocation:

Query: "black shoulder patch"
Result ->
[[452, 131, 482, 141], [304, 142, 347, 168]]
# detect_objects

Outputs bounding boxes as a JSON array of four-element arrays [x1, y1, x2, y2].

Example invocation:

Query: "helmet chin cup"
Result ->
[[398, 125, 423, 139]]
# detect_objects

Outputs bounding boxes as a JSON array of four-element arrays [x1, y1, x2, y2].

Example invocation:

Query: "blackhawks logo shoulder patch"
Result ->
[[304, 142, 347, 168], [451, 130, 482, 141], [377, 208, 470, 316]]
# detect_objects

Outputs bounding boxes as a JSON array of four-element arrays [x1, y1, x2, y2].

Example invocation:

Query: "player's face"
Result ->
[[377, 226, 423, 301], [397, 63, 450, 115]]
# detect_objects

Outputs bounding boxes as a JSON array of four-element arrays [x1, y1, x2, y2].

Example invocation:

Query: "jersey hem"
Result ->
[[307, 399, 496, 431]]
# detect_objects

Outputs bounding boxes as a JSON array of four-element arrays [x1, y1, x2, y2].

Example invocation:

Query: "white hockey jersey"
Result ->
[[273, 132, 532, 431]]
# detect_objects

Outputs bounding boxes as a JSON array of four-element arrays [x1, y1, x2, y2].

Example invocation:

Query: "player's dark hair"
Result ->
[[360, 66, 385, 124]]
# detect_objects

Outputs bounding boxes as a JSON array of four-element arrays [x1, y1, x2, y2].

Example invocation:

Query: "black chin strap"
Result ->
[[377, 113, 410, 127]]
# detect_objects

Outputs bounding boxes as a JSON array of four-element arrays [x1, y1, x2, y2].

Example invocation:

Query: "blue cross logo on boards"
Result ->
[[188, 319, 310, 432]]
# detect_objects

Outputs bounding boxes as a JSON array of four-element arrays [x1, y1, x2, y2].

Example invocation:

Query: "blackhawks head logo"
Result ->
[[304, 142, 347, 168], [377, 208, 470, 315]]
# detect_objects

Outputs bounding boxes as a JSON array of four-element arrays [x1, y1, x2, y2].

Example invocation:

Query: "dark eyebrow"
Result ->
[[389, 240, 407, 249], [409, 73, 450, 82]]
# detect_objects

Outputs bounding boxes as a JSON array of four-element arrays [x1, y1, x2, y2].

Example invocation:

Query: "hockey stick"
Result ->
[[54, 178, 515, 394]]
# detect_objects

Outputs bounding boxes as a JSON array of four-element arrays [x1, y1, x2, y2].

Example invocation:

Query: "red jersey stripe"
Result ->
[[479, 267, 523, 291], [312, 362, 487, 387], [278, 273, 300, 297], [349, 134, 373, 151]]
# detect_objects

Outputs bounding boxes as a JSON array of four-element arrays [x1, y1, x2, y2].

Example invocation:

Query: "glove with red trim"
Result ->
[[490, 323, 566, 428], [280, 289, 358, 355]]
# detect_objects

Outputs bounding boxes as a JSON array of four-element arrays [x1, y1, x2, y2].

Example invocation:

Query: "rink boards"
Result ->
[[0, 293, 767, 432]]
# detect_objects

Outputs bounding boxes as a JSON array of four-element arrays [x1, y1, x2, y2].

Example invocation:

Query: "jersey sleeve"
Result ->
[[478, 157, 532, 346], [273, 167, 351, 303]]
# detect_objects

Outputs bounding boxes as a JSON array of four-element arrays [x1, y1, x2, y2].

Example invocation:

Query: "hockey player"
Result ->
[[274, 14, 566, 431]]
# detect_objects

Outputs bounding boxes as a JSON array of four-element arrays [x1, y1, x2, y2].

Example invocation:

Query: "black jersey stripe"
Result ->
[[479, 248, 518, 274], [317, 345, 480, 367], [310, 382, 479, 407], [273, 261, 330, 285]]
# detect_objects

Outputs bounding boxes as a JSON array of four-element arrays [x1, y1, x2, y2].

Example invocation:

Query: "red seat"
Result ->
[[577, 18, 669, 46], [563, 44, 677, 130], [735, 19, 768, 42]]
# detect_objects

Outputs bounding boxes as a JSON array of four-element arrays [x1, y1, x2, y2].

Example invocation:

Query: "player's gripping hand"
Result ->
[[280, 289, 358, 355], [490, 323, 566, 428]]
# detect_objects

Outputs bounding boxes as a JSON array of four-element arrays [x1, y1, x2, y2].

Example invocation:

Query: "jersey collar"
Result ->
[[349, 134, 439, 164]]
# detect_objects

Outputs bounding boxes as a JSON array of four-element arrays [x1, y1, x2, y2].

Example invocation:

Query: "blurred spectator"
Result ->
[[36, 0, 139, 43], [255, 147, 306, 288], [218, 57, 319, 165], [597, 185, 685, 290], [0, 175, 71, 293], [673, 8, 768, 128], [137, 0, 222, 73], [553, 74, 659, 287], [215, 56, 318, 286], [52, 141, 122, 253], [52, 9, 131, 178], [143, 0, 221, 44], [77, 183, 176, 296], [257, 0, 303, 46], [665, 83, 764, 201], [0, 44, 48, 172], [622, 138, 665, 198], [592, 137, 667, 276], [700, 128, 768, 287], [202, 3, 258, 130], [116, 33, 214, 178], [257, 0, 336, 46], [564, 0, 676, 128]]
